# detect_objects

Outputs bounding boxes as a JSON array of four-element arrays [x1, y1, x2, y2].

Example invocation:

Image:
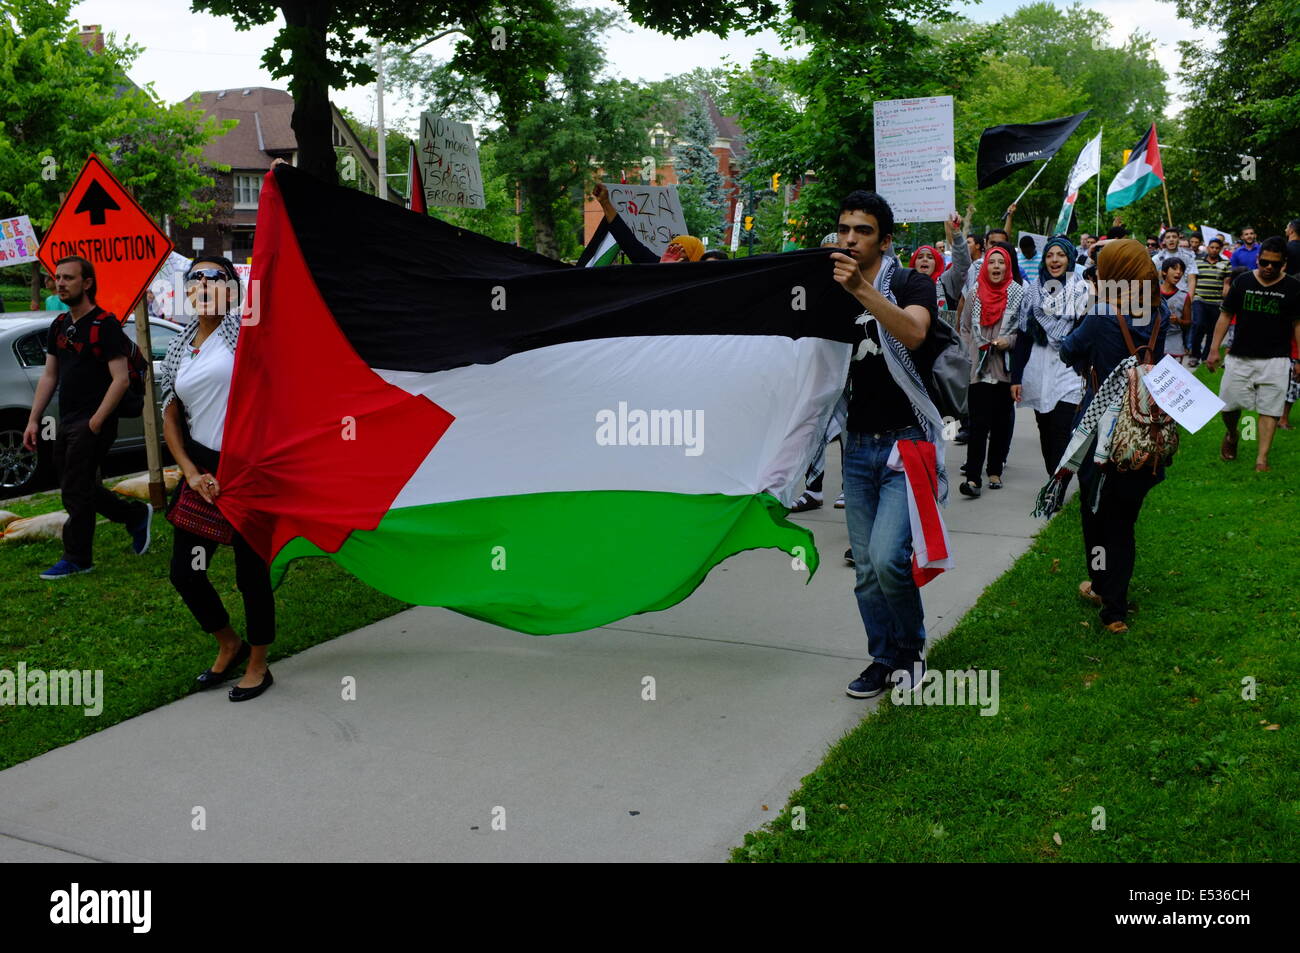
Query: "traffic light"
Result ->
[[771, 173, 781, 192], [744, 216, 754, 231]]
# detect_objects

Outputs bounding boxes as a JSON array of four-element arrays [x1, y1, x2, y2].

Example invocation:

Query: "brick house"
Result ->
[[583, 94, 747, 247], [174, 87, 400, 262]]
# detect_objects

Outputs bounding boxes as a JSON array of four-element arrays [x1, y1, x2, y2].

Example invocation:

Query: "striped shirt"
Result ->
[[1195, 256, 1232, 304]]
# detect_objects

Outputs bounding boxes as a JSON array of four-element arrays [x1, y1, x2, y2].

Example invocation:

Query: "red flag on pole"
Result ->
[[408, 141, 426, 214]]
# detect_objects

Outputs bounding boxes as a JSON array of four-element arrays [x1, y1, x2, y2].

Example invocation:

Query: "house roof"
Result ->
[[184, 87, 299, 170]]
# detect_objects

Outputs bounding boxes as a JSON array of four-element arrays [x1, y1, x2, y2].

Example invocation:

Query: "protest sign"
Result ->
[[1141, 355, 1225, 433], [418, 113, 486, 210], [873, 97, 955, 223], [1019, 232, 1048, 258], [0, 215, 40, 265], [603, 183, 688, 258]]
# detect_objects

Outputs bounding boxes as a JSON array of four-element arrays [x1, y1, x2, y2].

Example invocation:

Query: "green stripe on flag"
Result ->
[[269, 491, 818, 635], [1106, 171, 1162, 212]]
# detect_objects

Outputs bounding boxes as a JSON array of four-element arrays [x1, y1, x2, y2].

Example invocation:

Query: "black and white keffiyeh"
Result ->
[[1022, 271, 1090, 346], [853, 255, 950, 504], [1032, 355, 1137, 518], [159, 311, 241, 413]]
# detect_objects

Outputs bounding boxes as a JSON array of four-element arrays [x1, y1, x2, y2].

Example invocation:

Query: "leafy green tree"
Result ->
[[193, 0, 777, 187], [672, 95, 728, 243], [726, 0, 992, 238], [388, 1, 655, 257], [1163, 0, 1300, 236], [0, 0, 230, 300]]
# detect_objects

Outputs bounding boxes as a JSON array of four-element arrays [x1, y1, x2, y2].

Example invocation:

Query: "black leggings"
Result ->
[[1035, 400, 1079, 476], [964, 381, 1014, 486], [170, 525, 276, 645], [167, 437, 275, 646], [1079, 467, 1161, 624]]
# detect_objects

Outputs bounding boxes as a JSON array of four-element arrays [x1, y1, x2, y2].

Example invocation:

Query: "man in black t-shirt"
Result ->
[[1207, 236, 1300, 471], [829, 190, 942, 701], [23, 255, 151, 579]]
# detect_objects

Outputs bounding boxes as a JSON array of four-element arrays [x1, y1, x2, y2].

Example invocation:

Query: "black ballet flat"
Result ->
[[195, 641, 250, 689], [228, 669, 273, 703]]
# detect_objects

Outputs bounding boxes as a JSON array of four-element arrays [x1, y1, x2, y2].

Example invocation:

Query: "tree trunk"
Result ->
[[528, 178, 559, 258], [281, 0, 337, 186]]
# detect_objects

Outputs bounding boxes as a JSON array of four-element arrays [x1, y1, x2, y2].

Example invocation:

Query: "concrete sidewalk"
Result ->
[[0, 408, 1070, 862]]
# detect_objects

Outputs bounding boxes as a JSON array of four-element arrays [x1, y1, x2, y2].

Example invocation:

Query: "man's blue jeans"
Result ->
[[1191, 299, 1219, 361], [842, 427, 927, 666]]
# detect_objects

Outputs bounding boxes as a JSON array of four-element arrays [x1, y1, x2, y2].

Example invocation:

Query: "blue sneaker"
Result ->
[[846, 661, 893, 699], [128, 503, 153, 555], [40, 559, 93, 580]]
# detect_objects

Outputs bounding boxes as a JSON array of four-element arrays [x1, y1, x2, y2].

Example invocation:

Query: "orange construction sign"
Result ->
[[38, 154, 173, 324]]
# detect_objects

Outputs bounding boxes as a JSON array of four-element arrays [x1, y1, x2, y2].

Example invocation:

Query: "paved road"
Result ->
[[0, 408, 1069, 862]]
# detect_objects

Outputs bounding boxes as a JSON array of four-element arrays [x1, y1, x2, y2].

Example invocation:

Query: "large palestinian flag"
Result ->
[[215, 166, 861, 635], [1106, 123, 1164, 212]]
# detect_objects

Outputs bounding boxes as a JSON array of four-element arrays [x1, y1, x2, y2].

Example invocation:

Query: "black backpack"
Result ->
[[888, 267, 971, 420], [56, 311, 148, 417]]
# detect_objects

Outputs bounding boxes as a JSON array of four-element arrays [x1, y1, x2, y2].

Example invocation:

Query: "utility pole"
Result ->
[[375, 41, 390, 202]]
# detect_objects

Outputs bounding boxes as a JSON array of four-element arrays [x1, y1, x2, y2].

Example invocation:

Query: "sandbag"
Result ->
[[1, 510, 68, 542], [112, 467, 182, 499]]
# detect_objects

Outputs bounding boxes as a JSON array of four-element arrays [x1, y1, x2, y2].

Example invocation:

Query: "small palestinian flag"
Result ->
[[1106, 123, 1164, 212], [216, 166, 862, 635], [407, 141, 426, 214], [576, 218, 620, 267]]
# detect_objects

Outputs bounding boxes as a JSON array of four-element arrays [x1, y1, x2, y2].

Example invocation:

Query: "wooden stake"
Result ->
[[132, 297, 167, 508], [1161, 181, 1174, 232]]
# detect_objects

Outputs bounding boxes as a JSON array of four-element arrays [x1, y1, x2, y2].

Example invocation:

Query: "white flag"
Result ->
[[1066, 133, 1102, 194], [1200, 224, 1233, 247]]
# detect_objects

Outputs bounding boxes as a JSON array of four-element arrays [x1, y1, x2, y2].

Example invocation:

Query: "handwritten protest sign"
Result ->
[[873, 97, 955, 223], [418, 113, 485, 210], [1141, 355, 1225, 433], [603, 183, 688, 258], [0, 215, 39, 265]]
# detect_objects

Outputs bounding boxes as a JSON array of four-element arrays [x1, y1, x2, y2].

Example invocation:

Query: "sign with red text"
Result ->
[[418, 114, 486, 210], [873, 97, 955, 223]]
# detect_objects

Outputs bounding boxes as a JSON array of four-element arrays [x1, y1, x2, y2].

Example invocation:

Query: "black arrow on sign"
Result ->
[[74, 179, 121, 226]]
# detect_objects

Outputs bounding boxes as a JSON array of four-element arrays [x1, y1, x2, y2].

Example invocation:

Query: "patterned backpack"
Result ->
[[1107, 311, 1179, 471]]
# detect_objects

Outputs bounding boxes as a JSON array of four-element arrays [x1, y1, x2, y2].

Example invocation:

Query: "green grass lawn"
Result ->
[[734, 380, 1300, 862], [0, 482, 410, 771]]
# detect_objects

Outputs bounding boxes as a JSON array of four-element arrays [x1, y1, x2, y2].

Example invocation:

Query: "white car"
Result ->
[[0, 310, 184, 497]]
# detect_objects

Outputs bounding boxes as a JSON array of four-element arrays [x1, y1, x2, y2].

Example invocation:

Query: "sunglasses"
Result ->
[[1257, 258, 1283, 269], [185, 268, 229, 283]]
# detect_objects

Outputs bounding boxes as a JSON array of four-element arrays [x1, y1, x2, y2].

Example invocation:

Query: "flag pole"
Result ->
[[1007, 154, 1055, 215], [1095, 125, 1103, 236], [1161, 180, 1174, 232]]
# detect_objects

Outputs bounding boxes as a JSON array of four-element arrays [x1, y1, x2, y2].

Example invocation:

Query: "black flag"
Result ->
[[976, 111, 1090, 190]]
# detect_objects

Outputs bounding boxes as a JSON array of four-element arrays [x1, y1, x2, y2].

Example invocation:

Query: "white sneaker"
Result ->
[[833, 493, 845, 508]]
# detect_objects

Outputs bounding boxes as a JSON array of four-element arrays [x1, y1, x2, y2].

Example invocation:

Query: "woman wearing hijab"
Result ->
[[1010, 235, 1090, 486], [590, 183, 705, 262], [1048, 239, 1170, 634], [161, 256, 277, 701], [956, 244, 1024, 497], [910, 212, 972, 312]]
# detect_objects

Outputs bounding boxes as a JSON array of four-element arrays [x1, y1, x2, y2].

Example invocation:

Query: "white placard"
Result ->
[[1141, 355, 1225, 433], [1019, 231, 1048, 258], [603, 183, 688, 258], [873, 96, 955, 224], [0, 214, 39, 265], [730, 199, 744, 252], [418, 113, 485, 209]]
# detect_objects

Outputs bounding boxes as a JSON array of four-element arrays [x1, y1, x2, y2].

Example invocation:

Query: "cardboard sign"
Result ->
[[1141, 355, 1225, 433], [418, 114, 485, 209], [603, 183, 688, 258], [37, 154, 173, 324], [0, 215, 40, 265], [873, 97, 956, 224]]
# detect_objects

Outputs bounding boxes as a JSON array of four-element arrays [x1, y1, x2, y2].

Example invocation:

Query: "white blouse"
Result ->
[[174, 333, 235, 451]]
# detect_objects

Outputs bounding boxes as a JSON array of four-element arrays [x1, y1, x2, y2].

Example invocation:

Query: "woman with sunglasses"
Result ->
[[160, 255, 276, 701]]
